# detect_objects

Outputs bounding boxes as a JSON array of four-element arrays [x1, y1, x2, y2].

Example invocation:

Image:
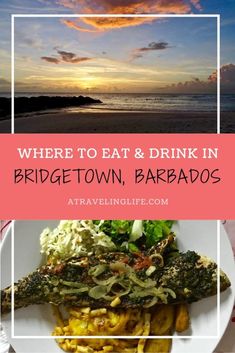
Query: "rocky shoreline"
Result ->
[[0, 95, 102, 119]]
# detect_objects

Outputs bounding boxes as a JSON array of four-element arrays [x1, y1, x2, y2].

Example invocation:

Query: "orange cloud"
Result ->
[[63, 17, 155, 33], [154, 0, 191, 13], [82, 16, 155, 30], [62, 19, 98, 33], [56, 0, 202, 31], [57, 0, 194, 14]]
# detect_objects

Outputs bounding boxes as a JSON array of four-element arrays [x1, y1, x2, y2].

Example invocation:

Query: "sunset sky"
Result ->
[[1, 0, 235, 93]]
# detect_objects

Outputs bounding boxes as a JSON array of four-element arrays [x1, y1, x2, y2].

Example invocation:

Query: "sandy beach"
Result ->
[[0, 111, 234, 133]]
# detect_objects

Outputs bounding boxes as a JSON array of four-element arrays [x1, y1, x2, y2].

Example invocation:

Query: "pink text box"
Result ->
[[0, 134, 234, 219]]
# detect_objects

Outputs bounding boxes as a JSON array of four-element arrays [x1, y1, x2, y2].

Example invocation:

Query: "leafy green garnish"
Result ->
[[128, 242, 140, 252], [99, 220, 133, 236], [97, 221, 133, 245], [96, 220, 174, 250], [143, 220, 173, 248]]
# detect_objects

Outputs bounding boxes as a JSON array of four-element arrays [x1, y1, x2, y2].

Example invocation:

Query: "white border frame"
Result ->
[[10, 12, 221, 339], [11, 13, 220, 134], [11, 220, 220, 339]]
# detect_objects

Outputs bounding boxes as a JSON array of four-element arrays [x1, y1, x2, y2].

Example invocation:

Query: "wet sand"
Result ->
[[0, 111, 234, 133]]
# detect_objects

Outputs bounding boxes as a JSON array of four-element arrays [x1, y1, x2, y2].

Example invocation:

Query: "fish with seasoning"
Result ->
[[1, 235, 230, 315]]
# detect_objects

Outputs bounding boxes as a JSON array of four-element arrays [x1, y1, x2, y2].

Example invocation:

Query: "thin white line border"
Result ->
[[11, 13, 220, 134], [11, 220, 221, 339]]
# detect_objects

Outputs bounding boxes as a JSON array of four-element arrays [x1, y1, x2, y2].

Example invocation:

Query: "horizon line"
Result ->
[[0, 91, 219, 95]]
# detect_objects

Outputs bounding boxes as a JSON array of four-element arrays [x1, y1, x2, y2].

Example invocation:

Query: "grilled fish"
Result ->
[[1, 246, 230, 314]]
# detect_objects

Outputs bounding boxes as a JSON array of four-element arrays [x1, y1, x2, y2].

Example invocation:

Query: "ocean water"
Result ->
[[69, 93, 234, 113], [1, 93, 235, 113]]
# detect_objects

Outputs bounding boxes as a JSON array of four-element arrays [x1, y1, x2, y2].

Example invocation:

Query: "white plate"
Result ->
[[1, 220, 235, 353]]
